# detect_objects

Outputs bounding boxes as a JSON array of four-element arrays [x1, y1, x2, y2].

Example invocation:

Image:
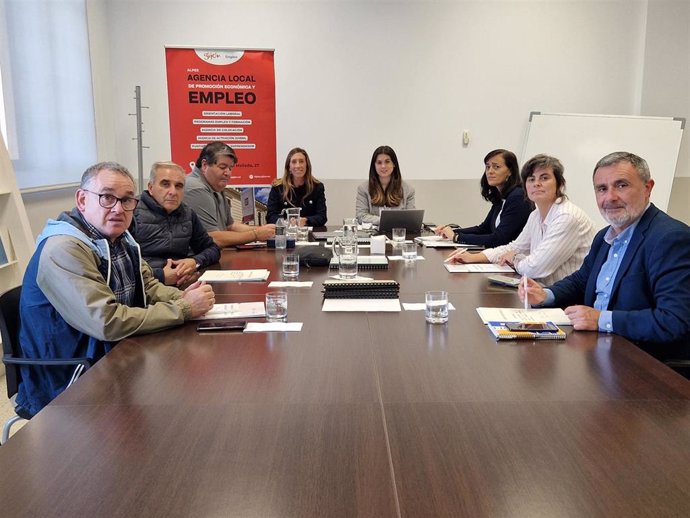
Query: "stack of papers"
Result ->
[[199, 269, 270, 282]]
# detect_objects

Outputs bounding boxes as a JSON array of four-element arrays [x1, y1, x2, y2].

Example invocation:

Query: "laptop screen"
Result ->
[[378, 209, 425, 235]]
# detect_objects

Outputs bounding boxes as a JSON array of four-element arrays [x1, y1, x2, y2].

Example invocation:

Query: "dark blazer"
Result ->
[[549, 204, 690, 360], [453, 186, 533, 247], [266, 182, 327, 227]]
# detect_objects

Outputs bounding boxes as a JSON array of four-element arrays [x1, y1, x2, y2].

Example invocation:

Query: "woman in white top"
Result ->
[[447, 154, 596, 285], [356, 145, 415, 225]]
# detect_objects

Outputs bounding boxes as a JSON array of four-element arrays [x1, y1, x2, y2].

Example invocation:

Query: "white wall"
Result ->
[[640, 0, 690, 178], [98, 0, 651, 179], [22, 0, 690, 234]]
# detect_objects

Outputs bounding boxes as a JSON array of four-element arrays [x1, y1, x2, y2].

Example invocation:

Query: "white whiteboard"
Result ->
[[522, 112, 685, 229]]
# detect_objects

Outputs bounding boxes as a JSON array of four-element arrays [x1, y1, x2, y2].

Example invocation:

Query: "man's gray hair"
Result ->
[[149, 161, 186, 184], [593, 152, 651, 183], [80, 162, 135, 189]]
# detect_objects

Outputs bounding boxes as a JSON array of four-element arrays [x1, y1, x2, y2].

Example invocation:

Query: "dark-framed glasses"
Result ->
[[82, 189, 139, 211]]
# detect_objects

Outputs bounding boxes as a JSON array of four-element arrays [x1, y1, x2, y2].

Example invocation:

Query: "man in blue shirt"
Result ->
[[521, 151, 690, 361]]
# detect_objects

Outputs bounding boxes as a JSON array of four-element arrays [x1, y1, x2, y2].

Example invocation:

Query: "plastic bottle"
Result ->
[[275, 217, 287, 249]]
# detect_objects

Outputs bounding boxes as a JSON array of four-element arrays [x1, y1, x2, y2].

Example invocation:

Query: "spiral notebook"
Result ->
[[322, 279, 400, 299], [328, 256, 389, 269], [487, 321, 566, 340]]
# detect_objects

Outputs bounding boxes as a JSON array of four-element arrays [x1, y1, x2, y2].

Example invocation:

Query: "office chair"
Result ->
[[0, 286, 91, 444], [664, 359, 690, 381]]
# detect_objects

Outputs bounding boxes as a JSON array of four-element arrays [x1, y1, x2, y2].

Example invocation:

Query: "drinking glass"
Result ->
[[425, 290, 449, 324], [296, 226, 309, 242], [338, 252, 358, 279], [392, 227, 406, 244], [402, 241, 417, 261], [265, 291, 288, 322], [282, 253, 299, 279]]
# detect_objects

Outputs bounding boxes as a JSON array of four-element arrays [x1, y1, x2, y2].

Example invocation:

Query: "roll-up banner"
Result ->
[[165, 47, 276, 185]]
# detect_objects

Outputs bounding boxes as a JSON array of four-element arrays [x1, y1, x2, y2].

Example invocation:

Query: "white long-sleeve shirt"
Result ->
[[483, 198, 596, 285]]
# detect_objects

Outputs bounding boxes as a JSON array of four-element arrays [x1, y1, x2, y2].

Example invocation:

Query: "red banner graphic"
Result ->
[[165, 47, 276, 185]]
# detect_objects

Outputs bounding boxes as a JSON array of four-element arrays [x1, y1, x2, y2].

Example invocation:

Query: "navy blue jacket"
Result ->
[[132, 191, 221, 282], [548, 205, 690, 360], [454, 186, 533, 247]]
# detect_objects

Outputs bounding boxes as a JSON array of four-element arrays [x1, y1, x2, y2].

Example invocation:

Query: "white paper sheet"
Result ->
[[444, 264, 514, 273], [268, 281, 314, 287], [387, 256, 426, 261], [244, 322, 303, 332], [402, 303, 456, 311], [322, 298, 401, 312]]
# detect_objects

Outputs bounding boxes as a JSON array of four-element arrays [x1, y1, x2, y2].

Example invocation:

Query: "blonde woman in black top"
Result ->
[[267, 147, 327, 226]]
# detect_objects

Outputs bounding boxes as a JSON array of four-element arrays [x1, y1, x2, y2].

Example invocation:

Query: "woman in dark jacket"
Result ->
[[436, 149, 532, 247], [266, 147, 327, 227]]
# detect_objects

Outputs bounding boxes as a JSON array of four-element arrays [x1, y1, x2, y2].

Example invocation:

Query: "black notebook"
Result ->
[[328, 256, 389, 269], [323, 279, 400, 299]]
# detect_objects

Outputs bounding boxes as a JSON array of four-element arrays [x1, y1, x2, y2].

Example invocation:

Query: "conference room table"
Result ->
[[1, 239, 690, 517]]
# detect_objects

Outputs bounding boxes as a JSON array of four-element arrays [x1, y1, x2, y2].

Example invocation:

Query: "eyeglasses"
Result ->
[[82, 189, 139, 211]]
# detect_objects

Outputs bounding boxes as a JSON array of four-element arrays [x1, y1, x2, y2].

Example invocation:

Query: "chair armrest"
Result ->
[[3, 356, 91, 371]]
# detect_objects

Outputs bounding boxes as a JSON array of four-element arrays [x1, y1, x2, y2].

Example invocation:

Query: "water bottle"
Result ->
[[275, 217, 287, 249]]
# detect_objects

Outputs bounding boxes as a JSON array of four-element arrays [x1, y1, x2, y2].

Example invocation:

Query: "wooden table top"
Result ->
[[2, 242, 689, 517]]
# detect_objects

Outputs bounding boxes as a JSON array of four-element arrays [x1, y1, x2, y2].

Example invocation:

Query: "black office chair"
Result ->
[[0, 286, 91, 444], [664, 359, 690, 380]]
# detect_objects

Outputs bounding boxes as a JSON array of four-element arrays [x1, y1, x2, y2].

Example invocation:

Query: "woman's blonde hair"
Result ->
[[273, 147, 320, 203]]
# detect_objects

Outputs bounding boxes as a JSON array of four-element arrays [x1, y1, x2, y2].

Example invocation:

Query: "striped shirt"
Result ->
[[483, 198, 596, 285]]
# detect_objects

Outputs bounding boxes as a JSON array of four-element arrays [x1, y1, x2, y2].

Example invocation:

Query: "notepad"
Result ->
[[199, 269, 270, 282], [476, 307, 570, 326], [194, 302, 266, 320]]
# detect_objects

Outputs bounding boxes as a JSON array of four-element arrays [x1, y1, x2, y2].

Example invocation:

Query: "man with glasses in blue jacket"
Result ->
[[17, 162, 215, 417]]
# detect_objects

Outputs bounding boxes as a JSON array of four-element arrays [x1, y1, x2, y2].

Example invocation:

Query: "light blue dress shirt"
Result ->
[[593, 221, 639, 332], [541, 207, 648, 333]]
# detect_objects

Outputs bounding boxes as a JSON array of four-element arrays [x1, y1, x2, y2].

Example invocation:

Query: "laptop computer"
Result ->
[[377, 209, 425, 236]]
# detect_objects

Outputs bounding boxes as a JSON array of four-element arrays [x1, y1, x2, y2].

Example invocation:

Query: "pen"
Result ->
[[444, 248, 467, 263], [523, 275, 529, 310]]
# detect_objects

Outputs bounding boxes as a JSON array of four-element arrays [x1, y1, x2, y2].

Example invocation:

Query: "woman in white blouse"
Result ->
[[447, 154, 596, 285]]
